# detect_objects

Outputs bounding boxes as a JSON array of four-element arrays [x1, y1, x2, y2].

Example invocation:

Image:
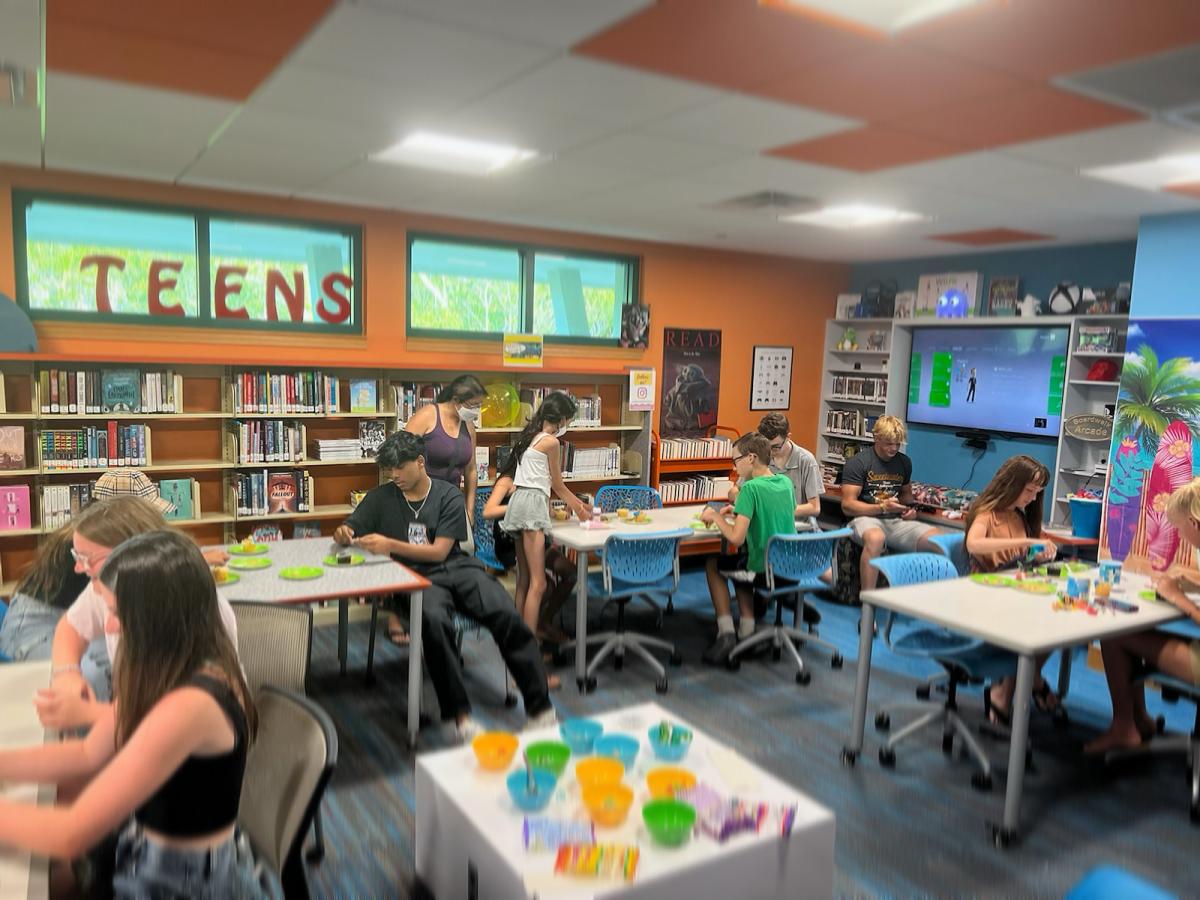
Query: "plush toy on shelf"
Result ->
[[866, 331, 886, 351], [1016, 294, 1042, 317], [837, 328, 859, 351]]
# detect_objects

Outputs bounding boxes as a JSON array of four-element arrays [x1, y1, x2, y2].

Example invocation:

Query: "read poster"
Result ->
[[660, 328, 721, 438]]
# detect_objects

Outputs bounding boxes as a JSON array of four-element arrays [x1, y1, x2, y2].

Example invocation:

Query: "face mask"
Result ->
[[457, 404, 481, 423], [555, 425, 569, 438]]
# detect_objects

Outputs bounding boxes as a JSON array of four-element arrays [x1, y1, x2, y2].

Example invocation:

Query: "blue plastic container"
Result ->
[[506, 768, 557, 812], [1069, 498, 1103, 539], [647, 725, 693, 762], [593, 733, 640, 769], [559, 718, 603, 754]]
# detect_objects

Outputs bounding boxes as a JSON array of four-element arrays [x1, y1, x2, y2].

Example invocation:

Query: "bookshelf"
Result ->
[[648, 427, 737, 505], [0, 362, 651, 591]]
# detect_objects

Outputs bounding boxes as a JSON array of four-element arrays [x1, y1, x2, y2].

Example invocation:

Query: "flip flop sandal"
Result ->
[[983, 684, 1012, 728]]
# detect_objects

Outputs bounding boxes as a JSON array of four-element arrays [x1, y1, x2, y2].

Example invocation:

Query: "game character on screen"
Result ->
[[967, 367, 977, 403]]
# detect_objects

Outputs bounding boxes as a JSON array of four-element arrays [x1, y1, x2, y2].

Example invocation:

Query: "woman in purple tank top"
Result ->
[[384, 375, 485, 644]]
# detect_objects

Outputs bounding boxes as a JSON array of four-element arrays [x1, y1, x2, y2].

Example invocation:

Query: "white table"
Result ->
[[415, 702, 835, 899], [550, 506, 722, 689], [0, 660, 52, 900], [844, 568, 1183, 846], [209, 537, 431, 748]]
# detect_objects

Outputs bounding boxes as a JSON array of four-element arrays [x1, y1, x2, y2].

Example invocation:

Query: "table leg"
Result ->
[[365, 598, 379, 686], [575, 550, 589, 691], [407, 589, 424, 750], [994, 652, 1035, 847], [1056, 645, 1074, 703], [841, 601, 875, 766], [338, 598, 349, 676]]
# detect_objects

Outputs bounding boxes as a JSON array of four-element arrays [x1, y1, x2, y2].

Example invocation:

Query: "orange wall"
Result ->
[[0, 164, 847, 445]]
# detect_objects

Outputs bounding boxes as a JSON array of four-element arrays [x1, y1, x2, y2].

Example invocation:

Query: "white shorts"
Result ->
[[850, 517, 937, 553]]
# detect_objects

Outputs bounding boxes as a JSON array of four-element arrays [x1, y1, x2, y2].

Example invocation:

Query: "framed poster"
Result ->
[[987, 276, 1020, 317], [750, 345, 792, 410], [660, 328, 721, 438], [502, 333, 543, 368]]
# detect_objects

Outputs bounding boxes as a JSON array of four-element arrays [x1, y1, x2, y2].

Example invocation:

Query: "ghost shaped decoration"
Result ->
[[935, 288, 969, 318]]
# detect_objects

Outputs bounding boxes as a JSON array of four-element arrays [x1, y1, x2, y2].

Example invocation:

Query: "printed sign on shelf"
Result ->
[[628, 369, 655, 411], [502, 333, 544, 368]]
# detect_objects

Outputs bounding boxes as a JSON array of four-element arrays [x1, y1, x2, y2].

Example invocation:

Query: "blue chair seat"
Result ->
[[891, 629, 981, 657], [586, 572, 675, 600], [1066, 865, 1176, 900]]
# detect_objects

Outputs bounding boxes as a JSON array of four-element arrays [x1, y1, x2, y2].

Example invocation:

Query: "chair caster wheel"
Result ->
[[878, 747, 896, 768], [1190, 803, 1200, 824], [840, 748, 857, 767], [1156, 715, 1167, 735], [942, 733, 954, 755], [795, 670, 811, 686], [771, 647, 782, 662], [305, 843, 325, 864], [831, 654, 844, 669], [613, 655, 623, 671], [580, 677, 597, 693], [874, 712, 890, 732], [655, 678, 669, 694], [915, 684, 931, 700], [727, 658, 742, 672], [989, 824, 1016, 848], [668, 652, 682, 667], [504, 694, 518, 708], [972, 772, 993, 792]]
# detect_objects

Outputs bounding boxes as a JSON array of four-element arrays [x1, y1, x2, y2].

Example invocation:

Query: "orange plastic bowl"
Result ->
[[472, 732, 518, 771], [575, 756, 624, 790], [645, 766, 697, 800], [582, 783, 634, 827]]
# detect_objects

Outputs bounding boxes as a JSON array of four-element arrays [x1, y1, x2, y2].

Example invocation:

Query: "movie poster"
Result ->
[[660, 328, 721, 438]]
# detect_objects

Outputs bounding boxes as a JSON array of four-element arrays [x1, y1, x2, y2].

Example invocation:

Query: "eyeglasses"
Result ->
[[70, 547, 108, 571], [769, 441, 786, 452], [732, 453, 748, 464]]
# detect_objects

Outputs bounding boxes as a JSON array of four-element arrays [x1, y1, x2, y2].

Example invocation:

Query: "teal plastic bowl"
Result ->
[[593, 733, 639, 769], [647, 725, 693, 762], [559, 718, 603, 754], [506, 768, 556, 812]]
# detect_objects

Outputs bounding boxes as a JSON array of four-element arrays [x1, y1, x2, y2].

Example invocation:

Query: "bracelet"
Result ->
[[51, 664, 82, 678]]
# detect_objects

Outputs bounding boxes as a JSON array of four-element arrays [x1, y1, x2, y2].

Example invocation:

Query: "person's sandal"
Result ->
[[386, 616, 410, 647], [1032, 681, 1059, 714], [983, 684, 1012, 728]]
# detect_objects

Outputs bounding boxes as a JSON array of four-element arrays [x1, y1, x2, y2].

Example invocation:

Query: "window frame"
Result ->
[[406, 231, 640, 346], [12, 189, 364, 335]]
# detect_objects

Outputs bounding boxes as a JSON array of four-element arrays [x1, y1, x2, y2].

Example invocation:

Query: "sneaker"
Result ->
[[702, 632, 738, 666], [454, 716, 482, 744], [526, 706, 558, 732], [801, 604, 822, 627]]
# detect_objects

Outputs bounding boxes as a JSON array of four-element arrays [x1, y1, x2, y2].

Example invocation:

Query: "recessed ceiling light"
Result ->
[[372, 131, 539, 176], [1084, 153, 1200, 192], [780, 203, 926, 229], [763, 0, 990, 35]]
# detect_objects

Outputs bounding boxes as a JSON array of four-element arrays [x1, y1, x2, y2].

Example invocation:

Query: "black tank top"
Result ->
[[135, 674, 248, 837]]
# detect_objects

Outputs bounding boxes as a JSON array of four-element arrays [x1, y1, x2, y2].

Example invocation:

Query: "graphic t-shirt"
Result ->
[[841, 447, 913, 517], [733, 473, 796, 572], [342, 479, 468, 574]]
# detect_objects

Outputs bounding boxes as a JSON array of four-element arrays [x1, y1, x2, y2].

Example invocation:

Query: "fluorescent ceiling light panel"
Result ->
[[1084, 153, 1200, 192], [766, 0, 988, 34], [372, 131, 538, 175], [780, 203, 925, 229]]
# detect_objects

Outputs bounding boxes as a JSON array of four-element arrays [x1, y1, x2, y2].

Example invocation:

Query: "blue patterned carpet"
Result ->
[[303, 566, 1199, 898]]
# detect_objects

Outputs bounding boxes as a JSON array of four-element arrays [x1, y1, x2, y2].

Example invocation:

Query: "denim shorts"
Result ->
[[0, 594, 112, 701], [112, 821, 279, 900]]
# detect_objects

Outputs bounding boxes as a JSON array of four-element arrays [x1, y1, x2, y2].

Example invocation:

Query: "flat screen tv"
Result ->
[[905, 325, 1068, 439]]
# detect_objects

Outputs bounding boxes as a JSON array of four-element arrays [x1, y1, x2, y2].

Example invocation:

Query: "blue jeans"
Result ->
[[0, 594, 111, 700], [112, 822, 278, 899]]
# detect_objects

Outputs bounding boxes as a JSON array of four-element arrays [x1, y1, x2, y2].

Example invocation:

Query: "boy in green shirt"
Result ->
[[700, 432, 796, 665]]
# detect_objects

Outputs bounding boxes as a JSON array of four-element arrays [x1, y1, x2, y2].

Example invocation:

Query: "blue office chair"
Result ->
[[561, 529, 689, 693], [929, 532, 970, 576], [727, 528, 851, 684], [869, 553, 1017, 790], [595, 485, 676, 620], [1066, 865, 1176, 900], [0, 599, 8, 662]]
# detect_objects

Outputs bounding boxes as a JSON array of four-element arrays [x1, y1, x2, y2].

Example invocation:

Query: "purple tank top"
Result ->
[[424, 404, 473, 487]]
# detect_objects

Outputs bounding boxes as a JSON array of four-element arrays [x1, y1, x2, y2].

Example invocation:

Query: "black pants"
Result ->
[[420, 556, 551, 721]]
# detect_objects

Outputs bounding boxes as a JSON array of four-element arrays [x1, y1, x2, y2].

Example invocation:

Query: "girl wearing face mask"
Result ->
[[965, 455, 1059, 726], [394, 374, 487, 645], [501, 392, 591, 679]]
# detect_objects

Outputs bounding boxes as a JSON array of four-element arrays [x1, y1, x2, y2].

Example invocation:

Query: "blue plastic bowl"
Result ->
[[506, 768, 557, 812], [559, 718, 603, 754], [647, 725, 693, 762], [593, 733, 640, 769]]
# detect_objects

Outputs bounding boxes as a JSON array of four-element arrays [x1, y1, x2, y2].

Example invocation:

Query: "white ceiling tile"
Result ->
[[299, 159, 438, 209], [560, 132, 742, 176], [0, 105, 39, 165], [434, 99, 621, 156], [645, 94, 858, 151], [1002, 120, 1200, 171], [207, 107, 383, 164], [44, 73, 237, 180], [0, 0, 40, 70], [354, 0, 652, 49], [180, 142, 357, 195]]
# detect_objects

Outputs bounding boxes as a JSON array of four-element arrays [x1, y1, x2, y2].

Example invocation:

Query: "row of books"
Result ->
[[311, 438, 361, 461], [392, 383, 440, 425], [42, 482, 98, 530], [234, 469, 314, 517], [824, 409, 871, 437], [657, 475, 732, 504], [658, 436, 732, 460], [41, 424, 151, 470], [824, 438, 862, 464], [563, 444, 622, 478], [230, 371, 378, 415], [830, 375, 887, 402], [38, 369, 183, 415], [227, 421, 307, 464], [819, 463, 840, 486], [569, 394, 602, 428], [1077, 325, 1119, 352]]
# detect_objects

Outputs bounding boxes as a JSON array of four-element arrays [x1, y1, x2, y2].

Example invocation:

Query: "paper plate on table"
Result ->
[[1014, 579, 1057, 594], [229, 542, 269, 556], [280, 566, 323, 581], [212, 570, 240, 586], [228, 556, 271, 571], [323, 553, 365, 567], [969, 573, 1015, 587]]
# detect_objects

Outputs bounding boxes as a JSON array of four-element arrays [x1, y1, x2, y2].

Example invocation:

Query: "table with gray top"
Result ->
[[209, 537, 431, 747], [0, 660, 52, 900]]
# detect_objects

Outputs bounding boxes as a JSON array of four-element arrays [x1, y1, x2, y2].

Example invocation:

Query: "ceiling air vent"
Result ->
[[710, 190, 818, 216]]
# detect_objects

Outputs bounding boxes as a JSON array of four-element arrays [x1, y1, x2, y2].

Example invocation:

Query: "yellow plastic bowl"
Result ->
[[472, 732, 518, 771], [646, 766, 697, 800], [582, 783, 634, 828], [575, 756, 624, 790]]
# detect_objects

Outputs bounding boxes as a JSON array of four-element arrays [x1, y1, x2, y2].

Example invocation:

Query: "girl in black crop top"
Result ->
[[0, 530, 272, 899]]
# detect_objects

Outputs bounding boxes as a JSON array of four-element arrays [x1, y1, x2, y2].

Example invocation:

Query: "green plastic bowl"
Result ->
[[642, 798, 696, 847], [524, 740, 571, 778]]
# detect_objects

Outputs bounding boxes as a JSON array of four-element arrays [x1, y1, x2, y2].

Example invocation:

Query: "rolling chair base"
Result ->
[[726, 624, 843, 681], [875, 702, 993, 787], [561, 630, 680, 693]]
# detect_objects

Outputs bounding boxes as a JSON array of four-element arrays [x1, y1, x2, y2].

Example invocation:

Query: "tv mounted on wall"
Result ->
[[905, 325, 1068, 439]]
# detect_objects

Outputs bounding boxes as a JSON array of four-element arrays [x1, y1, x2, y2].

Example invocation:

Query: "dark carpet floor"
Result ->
[[302, 565, 1200, 898]]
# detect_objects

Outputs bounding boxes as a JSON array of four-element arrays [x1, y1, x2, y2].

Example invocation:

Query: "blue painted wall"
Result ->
[[848, 240, 1137, 492], [1130, 213, 1200, 317]]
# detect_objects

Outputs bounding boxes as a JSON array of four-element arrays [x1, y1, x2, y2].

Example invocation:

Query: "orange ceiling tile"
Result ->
[[768, 125, 967, 172], [573, 0, 873, 93], [895, 85, 1140, 151], [48, 0, 334, 101], [929, 228, 1054, 246]]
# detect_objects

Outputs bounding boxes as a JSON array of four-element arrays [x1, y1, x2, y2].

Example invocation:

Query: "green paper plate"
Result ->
[[228, 556, 272, 571], [280, 566, 323, 581], [970, 573, 1016, 587], [229, 543, 269, 556], [212, 570, 240, 586], [1139, 589, 1159, 602], [323, 553, 365, 567], [690, 521, 718, 532]]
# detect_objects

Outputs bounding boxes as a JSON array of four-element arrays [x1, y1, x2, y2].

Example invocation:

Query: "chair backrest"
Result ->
[[868, 553, 961, 650], [601, 529, 690, 593], [764, 528, 852, 591], [239, 687, 338, 900], [929, 532, 970, 576], [472, 486, 505, 570], [595, 485, 663, 513], [231, 601, 313, 696]]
